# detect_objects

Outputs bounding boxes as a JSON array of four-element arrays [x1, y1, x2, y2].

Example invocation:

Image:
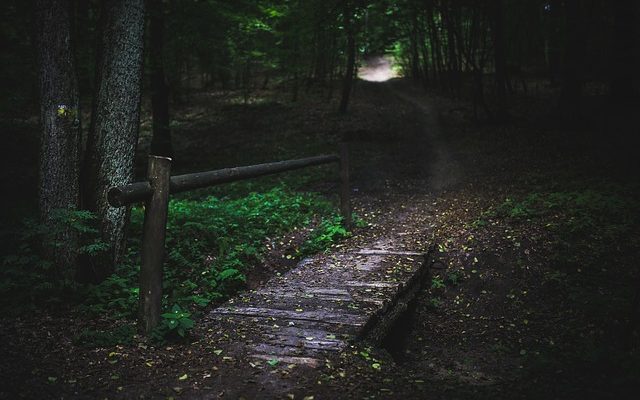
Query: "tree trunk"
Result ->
[[427, 5, 443, 89], [83, 0, 145, 282], [443, 4, 460, 96], [34, 0, 81, 280], [409, 10, 421, 81], [339, 0, 356, 114], [491, 0, 509, 119], [419, 11, 430, 90], [559, 0, 584, 121], [149, 0, 172, 157], [610, 0, 638, 103]]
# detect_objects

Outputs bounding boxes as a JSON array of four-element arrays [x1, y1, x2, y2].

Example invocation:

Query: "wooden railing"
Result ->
[[107, 144, 350, 333]]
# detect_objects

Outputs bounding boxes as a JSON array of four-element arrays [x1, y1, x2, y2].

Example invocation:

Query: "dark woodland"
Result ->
[[1, 0, 639, 398]]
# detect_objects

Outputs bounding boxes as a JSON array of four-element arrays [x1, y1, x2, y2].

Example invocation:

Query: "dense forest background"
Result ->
[[2, 0, 638, 280], [1, 0, 639, 398], [3, 0, 638, 122]]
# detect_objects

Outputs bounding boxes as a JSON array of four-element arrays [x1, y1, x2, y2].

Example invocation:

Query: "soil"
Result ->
[[1, 77, 639, 399]]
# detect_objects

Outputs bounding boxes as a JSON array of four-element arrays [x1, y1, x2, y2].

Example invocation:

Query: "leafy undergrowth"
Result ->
[[291, 182, 640, 400], [3, 80, 640, 399], [421, 181, 640, 397], [2, 185, 351, 343]]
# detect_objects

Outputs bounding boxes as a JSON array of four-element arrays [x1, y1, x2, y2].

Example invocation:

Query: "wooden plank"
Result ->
[[212, 307, 367, 326], [343, 281, 398, 288], [357, 249, 426, 257], [251, 354, 321, 368], [108, 154, 339, 206], [339, 142, 351, 229], [139, 155, 171, 334], [262, 334, 345, 351]]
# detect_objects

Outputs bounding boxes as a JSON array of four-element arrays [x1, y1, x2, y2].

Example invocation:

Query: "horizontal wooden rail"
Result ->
[[107, 147, 350, 335], [108, 154, 340, 207]]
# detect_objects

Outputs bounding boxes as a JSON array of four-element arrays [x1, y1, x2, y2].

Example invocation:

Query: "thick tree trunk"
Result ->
[[34, 0, 81, 279], [149, 0, 172, 157], [83, 0, 145, 282], [419, 12, 430, 90], [610, 0, 638, 103], [339, 1, 356, 114], [491, 0, 509, 119], [443, 5, 460, 96], [409, 10, 421, 82], [427, 5, 443, 89], [559, 0, 584, 121]]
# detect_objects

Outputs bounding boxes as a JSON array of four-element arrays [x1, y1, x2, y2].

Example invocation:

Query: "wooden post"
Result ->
[[339, 142, 351, 229], [139, 155, 172, 334]]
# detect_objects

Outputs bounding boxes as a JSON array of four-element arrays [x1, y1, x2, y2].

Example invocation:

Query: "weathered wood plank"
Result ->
[[205, 240, 432, 375], [251, 354, 321, 367], [212, 307, 367, 327], [357, 249, 426, 257], [108, 154, 339, 206]]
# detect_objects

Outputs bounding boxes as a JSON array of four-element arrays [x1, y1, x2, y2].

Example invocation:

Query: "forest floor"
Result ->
[[1, 77, 640, 399]]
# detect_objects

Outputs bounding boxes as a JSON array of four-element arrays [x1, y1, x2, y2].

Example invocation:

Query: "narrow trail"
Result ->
[[385, 81, 463, 193], [356, 56, 462, 194], [344, 94, 461, 202], [188, 81, 463, 398]]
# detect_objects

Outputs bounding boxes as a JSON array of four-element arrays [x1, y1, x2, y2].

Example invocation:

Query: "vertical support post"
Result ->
[[339, 142, 352, 229], [140, 155, 172, 334]]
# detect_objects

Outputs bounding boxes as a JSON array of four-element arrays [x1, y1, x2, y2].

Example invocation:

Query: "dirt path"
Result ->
[[385, 82, 463, 192], [2, 78, 637, 399]]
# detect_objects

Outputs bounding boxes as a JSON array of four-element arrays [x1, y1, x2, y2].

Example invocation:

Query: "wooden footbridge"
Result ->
[[206, 235, 432, 367], [108, 147, 434, 396]]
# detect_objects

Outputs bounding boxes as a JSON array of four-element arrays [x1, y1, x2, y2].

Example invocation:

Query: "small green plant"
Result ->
[[300, 215, 350, 254], [1, 209, 107, 312], [446, 272, 461, 286], [154, 304, 195, 340], [81, 273, 140, 318], [431, 277, 445, 289], [494, 195, 540, 220], [79, 186, 339, 320], [352, 214, 369, 228], [491, 186, 639, 272], [429, 297, 443, 308]]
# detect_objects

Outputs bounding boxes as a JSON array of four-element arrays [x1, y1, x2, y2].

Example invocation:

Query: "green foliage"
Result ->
[[490, 186, 639, 270], [81, 274, 140, 319], [1, 209, 107, 312], [430, 276, 446, 289], [83, 186, 337, 320], [446, 272, 461, 286], [153, 304, 195, 341], [3, 187, 348, 332], [300, 215, 351, 255], [428, 297, 443, 309]]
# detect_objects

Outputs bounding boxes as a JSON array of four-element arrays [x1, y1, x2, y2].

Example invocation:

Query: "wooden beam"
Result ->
[[339, 142, 352, 229], [108, 154, 340, 207], [139, 155, 171, 334]]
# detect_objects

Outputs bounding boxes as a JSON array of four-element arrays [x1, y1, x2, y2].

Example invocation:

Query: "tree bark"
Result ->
[[559, 0, 584, 121], [610, 0, 638, 103], [491, 0, 509, 119], [34, 0, 81, 279], [149, 0, 172, 157], [409, 9, 421, 82], [83, 0, 145, 282], [339, 0, 356, 114]]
